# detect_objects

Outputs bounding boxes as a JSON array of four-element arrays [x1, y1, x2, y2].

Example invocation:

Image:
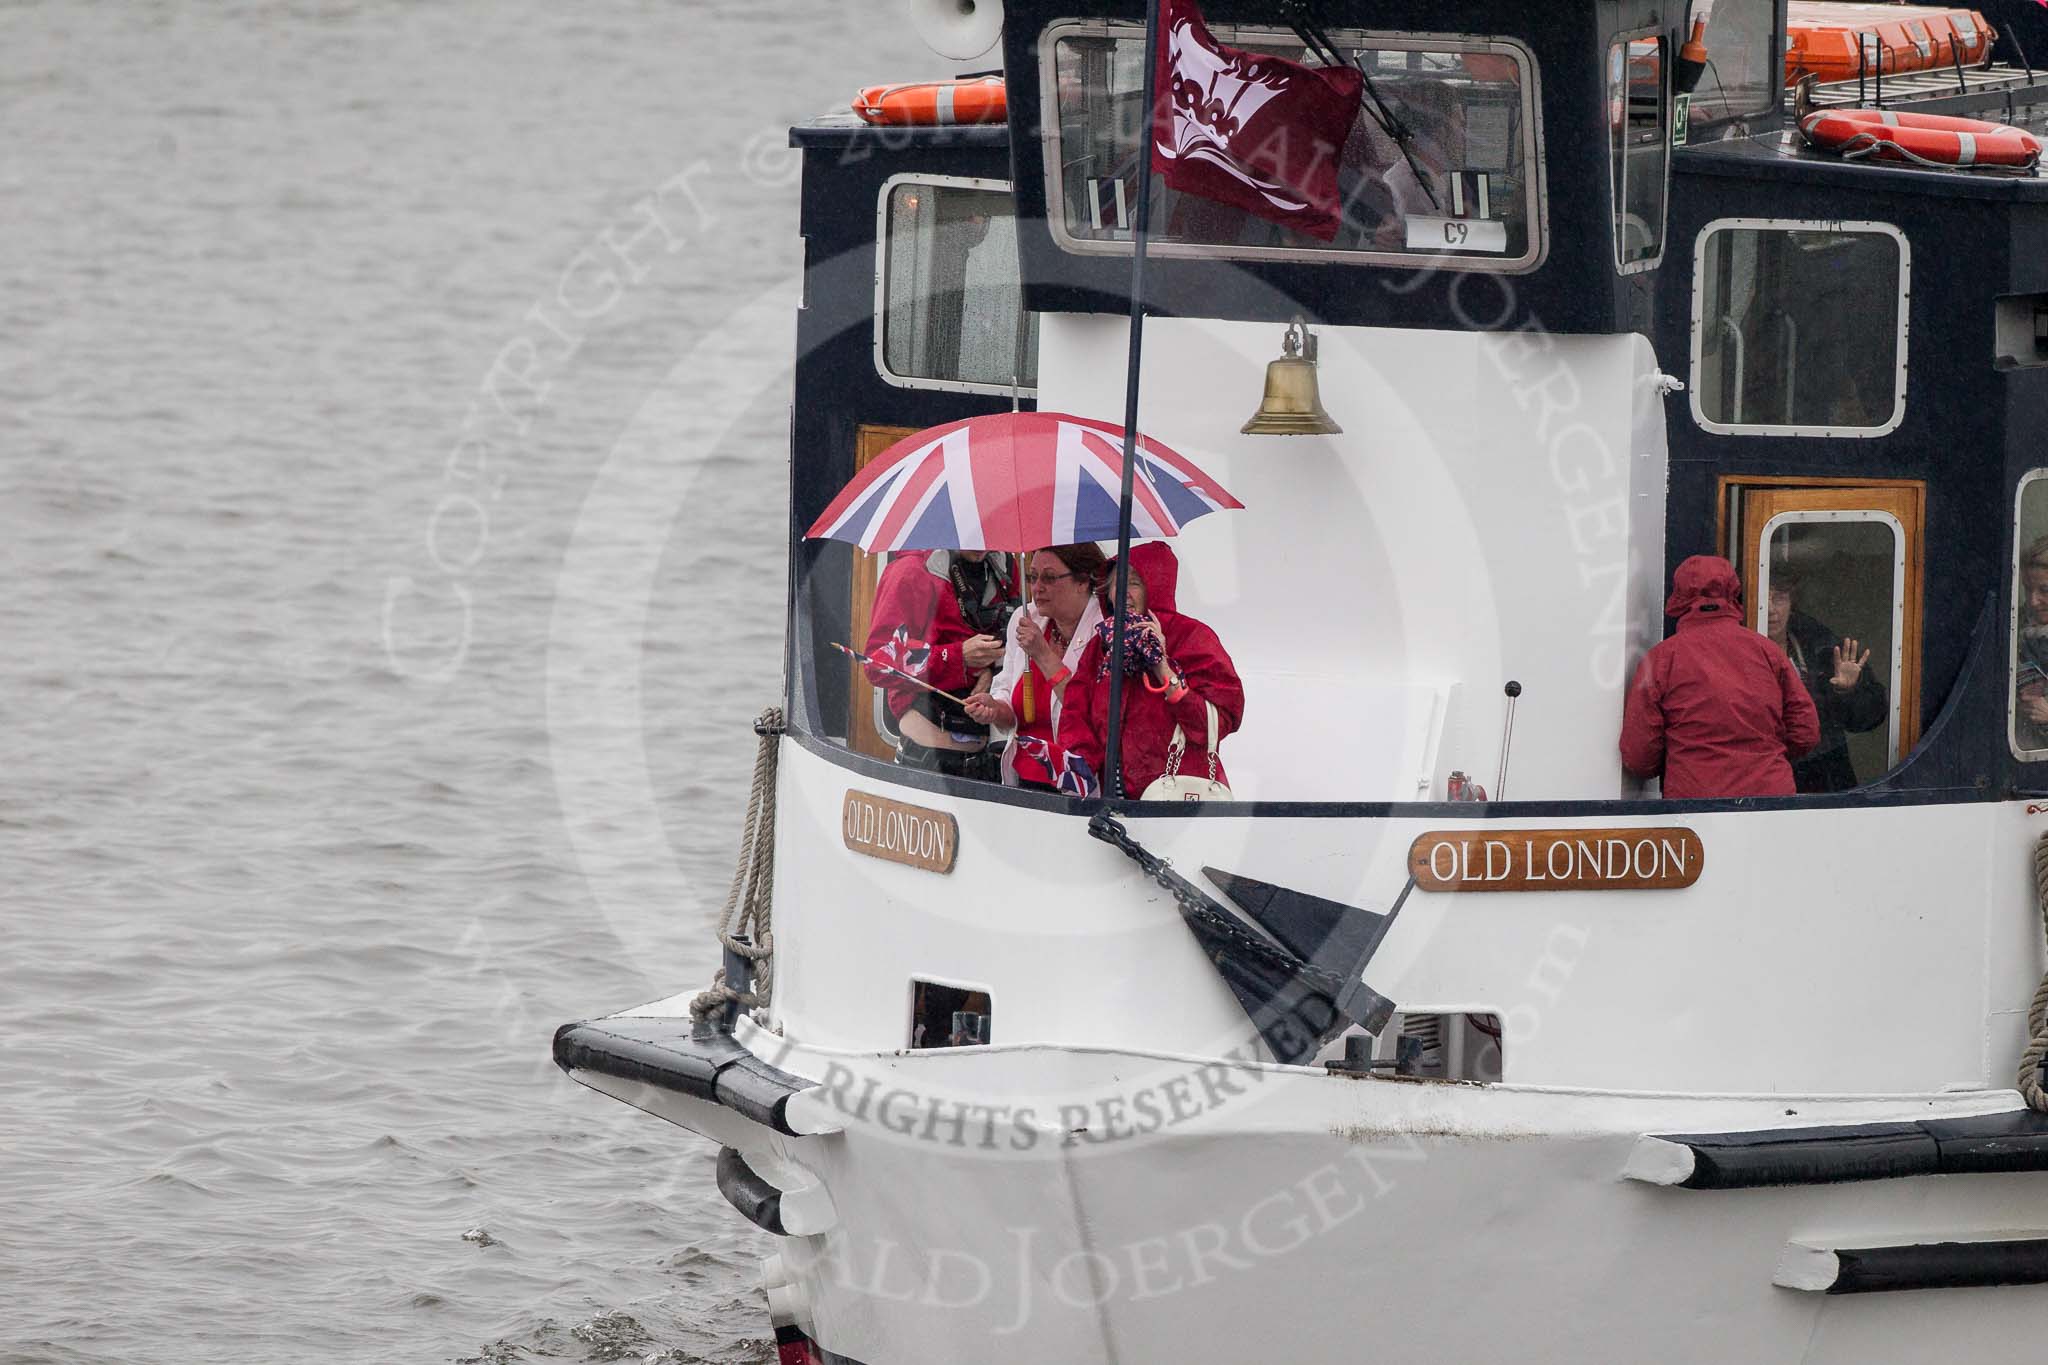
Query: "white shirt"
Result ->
[[990, 596, 1104, 786]]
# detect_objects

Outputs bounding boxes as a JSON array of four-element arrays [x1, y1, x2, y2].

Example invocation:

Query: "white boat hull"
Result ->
[[566, 1018, 2048, 1365]]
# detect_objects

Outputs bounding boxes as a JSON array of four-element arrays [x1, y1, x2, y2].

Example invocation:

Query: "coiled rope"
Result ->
[[2018, 831, 2048, 1111], [1832, 130, 2040, 173], [688, 706, 784, 1023]]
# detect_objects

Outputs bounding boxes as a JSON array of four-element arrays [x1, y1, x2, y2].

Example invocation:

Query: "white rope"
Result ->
[[2017, 831, 2048, 1111], [689, 705, 784, 1023], [1827, 129, 2039, 173]]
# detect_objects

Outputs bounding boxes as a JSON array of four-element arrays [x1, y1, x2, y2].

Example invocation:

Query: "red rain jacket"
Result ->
[[1620, 556, 1821, 799], [863, 552, 989, 721], [1059, 543, 1245, 796]]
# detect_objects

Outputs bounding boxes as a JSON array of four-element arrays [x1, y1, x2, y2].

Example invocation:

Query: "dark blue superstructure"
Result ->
[[1660, 140, 2048, 797], [788, 124, 1026, 741], [1000, 0, 1667, 334]]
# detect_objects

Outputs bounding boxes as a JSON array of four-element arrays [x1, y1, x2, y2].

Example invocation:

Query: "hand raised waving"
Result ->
[[1830, 638, 1872, 691]]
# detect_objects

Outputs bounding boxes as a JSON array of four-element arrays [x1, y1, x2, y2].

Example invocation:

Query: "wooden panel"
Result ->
[[847, 425, 921, 762], [1408, 828, 1704, 892], [843, 789, 957, 874], [1727, 479, 1924, 757]]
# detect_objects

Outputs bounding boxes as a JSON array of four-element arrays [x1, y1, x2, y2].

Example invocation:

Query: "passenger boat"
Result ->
[[556, 0, 2048, 1359]]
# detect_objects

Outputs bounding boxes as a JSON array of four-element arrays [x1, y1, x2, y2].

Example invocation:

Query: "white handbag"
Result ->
[[1141, 701, 1232, 802]]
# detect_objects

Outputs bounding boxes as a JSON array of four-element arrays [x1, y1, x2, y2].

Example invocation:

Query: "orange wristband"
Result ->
[[1046, 665, 1072, 687]]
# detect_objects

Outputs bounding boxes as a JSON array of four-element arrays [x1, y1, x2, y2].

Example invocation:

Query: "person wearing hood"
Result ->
[[1058, 542, 1245, 798], [862, 549, 1015, 778], [1620, 555, 1820, 799]]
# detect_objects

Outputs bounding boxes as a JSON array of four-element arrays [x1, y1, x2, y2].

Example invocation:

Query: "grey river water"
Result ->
[[0, 5, 947, 1361]]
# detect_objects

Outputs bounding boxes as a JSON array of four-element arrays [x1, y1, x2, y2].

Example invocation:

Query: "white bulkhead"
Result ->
[[1034, 312, 1670, 801], [772, 736, 2043, 1095]]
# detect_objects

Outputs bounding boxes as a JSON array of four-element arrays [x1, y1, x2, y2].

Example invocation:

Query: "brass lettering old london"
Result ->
[[842, 790, 958, 874], [1408, 828, 1704, 893]]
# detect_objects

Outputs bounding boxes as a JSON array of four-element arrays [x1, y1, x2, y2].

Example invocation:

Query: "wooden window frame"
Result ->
[[1716, 474, 1925, 761], [845, 424, 922, 762]]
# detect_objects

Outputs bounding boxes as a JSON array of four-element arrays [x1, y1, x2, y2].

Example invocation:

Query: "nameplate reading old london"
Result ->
[[1408, 828, 1703, 892], [843, 790, 957, 874]]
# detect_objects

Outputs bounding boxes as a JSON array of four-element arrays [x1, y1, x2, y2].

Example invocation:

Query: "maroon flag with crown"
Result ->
[[1150, 0, 1366, 242]]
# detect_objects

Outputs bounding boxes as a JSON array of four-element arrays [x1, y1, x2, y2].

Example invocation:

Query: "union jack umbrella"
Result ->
[[805, 411, 1243, 552]]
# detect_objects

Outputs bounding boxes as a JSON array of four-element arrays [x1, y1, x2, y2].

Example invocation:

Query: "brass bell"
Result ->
[[1241, 318, 1342, 436]]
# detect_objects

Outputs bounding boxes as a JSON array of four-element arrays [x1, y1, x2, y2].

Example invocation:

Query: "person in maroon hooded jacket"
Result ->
[[1621, 555, 1821, 798], [1058, 542, 1245, 798]]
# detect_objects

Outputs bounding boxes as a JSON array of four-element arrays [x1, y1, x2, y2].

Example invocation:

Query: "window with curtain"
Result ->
[[880, 179, 1039, 394]]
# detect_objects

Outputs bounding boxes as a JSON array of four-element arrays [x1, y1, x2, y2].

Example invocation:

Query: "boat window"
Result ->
[[1041, 21, 1544, 271], [877, 175, 1039, 396], [1725, 479, 1924, 786], [1756, 513, 1905, 787], [1609, 34, 1668, 273], [910, 980, 992, 1049], [1683, 0, 1779, 134], [1691, 220, 1908, 436], [2012, 473, 2048, 759]]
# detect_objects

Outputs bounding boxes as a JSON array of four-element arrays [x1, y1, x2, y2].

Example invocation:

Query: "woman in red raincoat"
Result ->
[[1058, 542, 1244, 798], [962, 543, 1108, 790], [1620, 555, 1820, 799]]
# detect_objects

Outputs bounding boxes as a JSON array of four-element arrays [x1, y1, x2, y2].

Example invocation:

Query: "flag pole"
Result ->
[[1102, 0, 1165, 804], [828, 643, 974, 708]]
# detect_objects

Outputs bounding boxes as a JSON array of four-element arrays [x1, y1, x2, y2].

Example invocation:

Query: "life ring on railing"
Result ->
[[853, 76, 1007, 127], [1800, 107, 2041, 169]]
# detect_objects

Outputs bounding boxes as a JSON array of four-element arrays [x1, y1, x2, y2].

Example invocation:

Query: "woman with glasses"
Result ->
[[964, 544, 1108, 789]]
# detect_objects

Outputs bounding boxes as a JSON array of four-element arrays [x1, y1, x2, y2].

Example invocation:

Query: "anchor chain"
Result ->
[[1087, 811, 1350, 1001]]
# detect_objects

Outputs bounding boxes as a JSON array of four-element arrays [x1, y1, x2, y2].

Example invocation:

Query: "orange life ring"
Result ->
[[853, 77, 1007, 127], [1800, 107, 2041, 168]]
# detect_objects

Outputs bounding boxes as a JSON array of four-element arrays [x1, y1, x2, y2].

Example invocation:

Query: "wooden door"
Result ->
[[1723, 478, 1925, 771], [846, 424, 920, 761]]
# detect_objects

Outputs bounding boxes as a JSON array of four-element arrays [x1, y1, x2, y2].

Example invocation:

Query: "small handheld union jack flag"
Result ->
[[1093, 612, 1165, 680], [1011, 734, 1101, 798], [868, 625, 933, 681]]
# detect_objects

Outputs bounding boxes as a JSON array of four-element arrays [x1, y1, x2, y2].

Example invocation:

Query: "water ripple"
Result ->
[[0, 1, 935, 1361]]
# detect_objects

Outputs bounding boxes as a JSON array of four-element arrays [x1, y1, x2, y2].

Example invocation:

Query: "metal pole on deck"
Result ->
[[1102, 0, 1165, 803]]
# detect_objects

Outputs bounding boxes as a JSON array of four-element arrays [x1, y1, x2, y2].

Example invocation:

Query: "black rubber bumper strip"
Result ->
[[552, 1017, 815, 1137], [1644, 1107, 2048, 1189], [1807, 1238, 2048, 1294], [715, 1146, 787, 1236]]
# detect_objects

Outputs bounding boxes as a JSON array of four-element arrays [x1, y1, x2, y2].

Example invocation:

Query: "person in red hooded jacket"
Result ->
[[862, 550, 1015, 778], [1058, 542, 1244, 798], [1621, 555, 1821, 798]]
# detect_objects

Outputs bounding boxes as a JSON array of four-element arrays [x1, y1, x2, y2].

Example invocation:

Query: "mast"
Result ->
[[1102, 0, 1166, 802]]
